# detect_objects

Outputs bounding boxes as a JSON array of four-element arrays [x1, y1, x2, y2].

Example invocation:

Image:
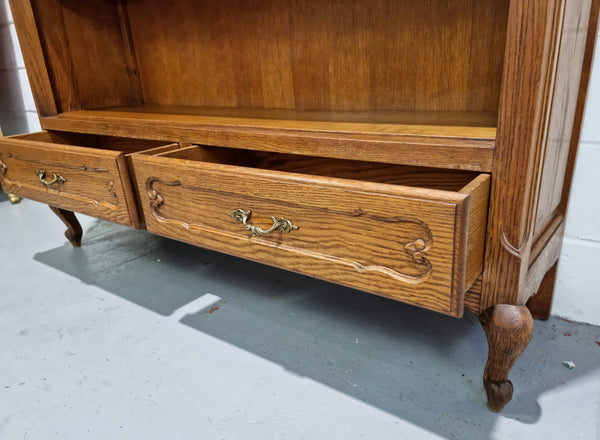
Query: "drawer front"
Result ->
[[133, 156, 485, 317], [0, 134, 138, 227]]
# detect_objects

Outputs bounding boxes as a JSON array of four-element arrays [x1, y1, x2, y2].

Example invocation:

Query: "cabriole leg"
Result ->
[[49, 206, 82, 247], [479, 305, 533, 412]]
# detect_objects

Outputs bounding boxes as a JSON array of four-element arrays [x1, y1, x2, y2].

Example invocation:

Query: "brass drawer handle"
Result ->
[[229, 209, 299, 236], [37, 169, 66, 187]]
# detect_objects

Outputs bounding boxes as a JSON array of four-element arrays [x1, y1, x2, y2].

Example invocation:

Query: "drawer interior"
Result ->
[[157, 145, 481, 192], [10, 131, 171, 154]]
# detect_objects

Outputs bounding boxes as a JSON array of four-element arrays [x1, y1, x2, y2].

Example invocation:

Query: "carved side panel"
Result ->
[[482, 0, 596, 309], [533, 0, 594, 237]]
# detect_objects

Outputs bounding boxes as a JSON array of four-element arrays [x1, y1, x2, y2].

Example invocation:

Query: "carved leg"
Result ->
[[8, 193, 22, 204], [479, 305, 533, 412], [526, 263, 557, 320], [49, 206, 82, 247]]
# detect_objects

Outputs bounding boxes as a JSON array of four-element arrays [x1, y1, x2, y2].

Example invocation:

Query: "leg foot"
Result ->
[[49, 206, 82, 247], [479, 305, 533, 412], [8, 193, 21, 204]]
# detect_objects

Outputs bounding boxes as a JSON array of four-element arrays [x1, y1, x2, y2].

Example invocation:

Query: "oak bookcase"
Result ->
[[1, 0, 598, 411]]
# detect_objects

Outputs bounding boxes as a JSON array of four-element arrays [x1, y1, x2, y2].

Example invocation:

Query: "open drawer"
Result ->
[[0, 131, 177, 228], [132, 145, 490, 317]]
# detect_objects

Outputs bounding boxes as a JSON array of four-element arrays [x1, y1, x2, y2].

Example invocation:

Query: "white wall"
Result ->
[[0, 0, 40, 135], [0, 2, 598, 324]]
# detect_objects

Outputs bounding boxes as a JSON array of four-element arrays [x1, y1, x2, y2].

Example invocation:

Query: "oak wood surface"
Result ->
[[460, 175, 491, 290], [0, 132, 169, 227], [115, 0, 143, 106], [49, 205, 82, 247], [16, 131, 168, 154], [479, 305, 534, 412], [26, 0, 79, 113], [40, 107, 496, 172], [163, 145, 480, 191], [529, 214, 565, 264], [558, 0, 600, 219], [481, 0, 558, 310], [524, 0, 600, 313], [532, 0, 595, 237], [526, 263, 558, 320], [465, 277, 483, 314], [481, 0, 594, 310], [133, 151, 489, 317], [126, 0, 509, 112], [28, 0, 141, 112], [125, 143, 182, 226], [524, 220, 566, 301], [85, 105, 499, 131]]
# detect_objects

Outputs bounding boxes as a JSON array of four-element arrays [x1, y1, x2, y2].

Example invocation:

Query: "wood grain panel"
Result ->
[[28, 0, 79, 112], [59, 0, 139, 109], [126, 0, 509, 112], [525, 220, 566, 299], [533, 0, 594, 236], [460, 174, 491, 289], [465, 277, 482, 314], [40, 106, 497, 172], [558, 0, 600, 217], [526, 263, 558, 320], [29, 0, 141, 112]]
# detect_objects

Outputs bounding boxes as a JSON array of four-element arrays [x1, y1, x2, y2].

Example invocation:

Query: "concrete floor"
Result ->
[[1, 193, 599, 440]]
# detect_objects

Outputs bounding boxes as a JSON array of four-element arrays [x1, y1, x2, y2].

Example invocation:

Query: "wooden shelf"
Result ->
[[41, 105, 497, 172]]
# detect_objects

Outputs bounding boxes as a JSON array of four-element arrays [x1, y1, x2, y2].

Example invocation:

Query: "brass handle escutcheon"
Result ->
[[229, 209, 299, 236], [37, 169, 66, 187]]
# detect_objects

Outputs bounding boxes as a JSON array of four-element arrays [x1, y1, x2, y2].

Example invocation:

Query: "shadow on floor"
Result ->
[[34, 219, 600, 439]]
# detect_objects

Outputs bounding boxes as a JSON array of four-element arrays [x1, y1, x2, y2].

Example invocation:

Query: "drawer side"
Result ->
[[462, 174, 491, 290]]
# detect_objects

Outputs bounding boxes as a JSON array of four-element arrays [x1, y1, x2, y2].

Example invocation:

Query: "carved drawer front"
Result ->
[[132, 146, 490, 317], [0, 131, 174, 228]]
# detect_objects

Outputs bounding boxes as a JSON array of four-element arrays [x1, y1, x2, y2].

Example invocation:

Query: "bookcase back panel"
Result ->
[[29, 0, 510, 114], [127, 0, 509, 112]]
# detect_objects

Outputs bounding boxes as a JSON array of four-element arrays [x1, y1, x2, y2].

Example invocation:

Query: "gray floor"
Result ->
[[1, 193, 599, 440]]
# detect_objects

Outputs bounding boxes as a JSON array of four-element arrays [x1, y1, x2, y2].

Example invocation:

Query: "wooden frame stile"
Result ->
[[527, 0, 600, 319], [479, 0, 599, 412], [482, 0, 599, 311], [482, 0, 564, 312]]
